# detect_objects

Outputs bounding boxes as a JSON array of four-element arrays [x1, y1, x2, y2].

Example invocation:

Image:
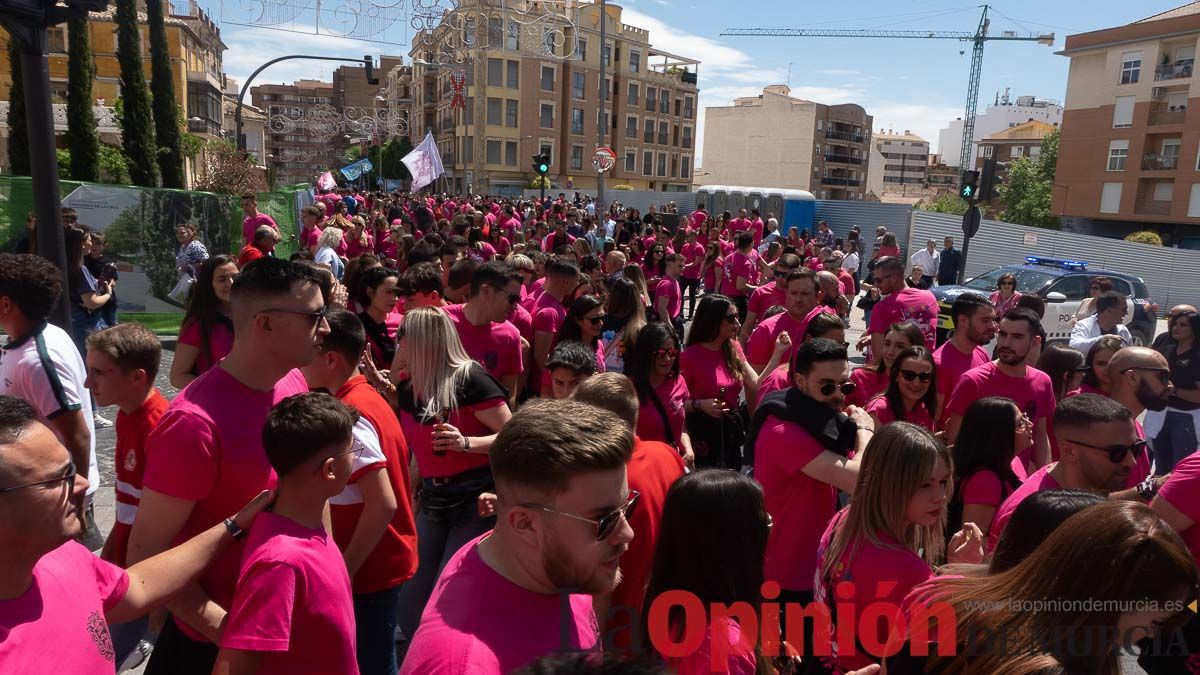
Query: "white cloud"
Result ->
[[620, 7, 756, 79], [865, 102, 962, 153], [222, 27, 392, 87]]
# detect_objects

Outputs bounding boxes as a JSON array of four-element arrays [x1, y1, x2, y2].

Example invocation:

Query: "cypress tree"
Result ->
[[114, 0, 160, 186], [66, 16, 101, 182], [6, 39, 30, 176], [146, 0, 183, 188]]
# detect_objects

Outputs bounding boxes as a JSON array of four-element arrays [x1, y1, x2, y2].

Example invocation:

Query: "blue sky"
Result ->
[[202, 0, 1186, 165]]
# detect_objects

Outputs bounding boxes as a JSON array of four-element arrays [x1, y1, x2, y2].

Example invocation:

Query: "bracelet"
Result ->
[[223, 517, 247, 540], [1136, 476, 1159, 502], [462, 436, 471, 452]]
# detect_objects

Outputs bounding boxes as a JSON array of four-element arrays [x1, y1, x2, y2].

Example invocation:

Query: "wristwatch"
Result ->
[[1136, 476, 1160, 503], [224, 517, 247, 540]]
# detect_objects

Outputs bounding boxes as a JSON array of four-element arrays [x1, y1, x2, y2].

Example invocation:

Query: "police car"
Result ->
[[932, 256, 1158, 346]]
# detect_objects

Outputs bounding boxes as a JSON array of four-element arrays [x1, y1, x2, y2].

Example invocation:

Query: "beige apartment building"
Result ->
[[701, 85, 872, 200], [252, 80, 338, 186], [1053, 2, 1200, 245], [410, 0, 699, 196], [865, 130, 929, 199]]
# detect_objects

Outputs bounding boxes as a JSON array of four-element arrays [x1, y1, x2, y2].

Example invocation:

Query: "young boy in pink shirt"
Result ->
[[214, 393, 361, 675]]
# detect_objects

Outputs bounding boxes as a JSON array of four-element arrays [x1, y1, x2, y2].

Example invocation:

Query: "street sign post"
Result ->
[[959, 205, 982, 284]]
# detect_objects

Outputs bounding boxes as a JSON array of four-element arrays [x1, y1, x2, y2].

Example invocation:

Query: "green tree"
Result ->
[[6, 40, 30, 176], [193, 139, 267, 195], [66, 16, 101, 182], [146, 0, 184, 188], [999, 129, 1061, 229], [114, 0, 160, 187], [382, 136, 413, 180], [919, 193, 968, 215], [99, 145, 132, 184]]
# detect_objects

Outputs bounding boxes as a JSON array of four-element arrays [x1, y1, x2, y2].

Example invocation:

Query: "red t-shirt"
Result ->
[[750, 219, 765, 246], [443, 304, 523, 380], [636, 376, 689, 447], [396, 366, 508, 478], [836, 269, 855, 296], [946, 362, 1057, 469], [221, 513, 357, 673], [754, 417, 837, 591], [178, 317, 235, 377], [679, 342, 745, 411], [868, 287, 939, 351], [1158, 449, 1200, 564], [720, 252, 753, 298], [143, 367, 309, 641], [331, 376, 418, 593], [987, 464, 1063, 551], [110, 390, 169, 567], [530, 293, 568, 396], [237, 244, 265, 269]]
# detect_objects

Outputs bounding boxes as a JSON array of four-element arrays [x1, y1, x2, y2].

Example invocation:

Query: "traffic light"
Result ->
[[978, 159, 1007, 202], [364, 55, 378, 85], [532, 152, 549, 176], [959, 170, 980, 201]]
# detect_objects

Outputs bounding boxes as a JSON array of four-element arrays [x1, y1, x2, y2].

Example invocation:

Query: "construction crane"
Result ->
[[723, 6, 1055, 170]]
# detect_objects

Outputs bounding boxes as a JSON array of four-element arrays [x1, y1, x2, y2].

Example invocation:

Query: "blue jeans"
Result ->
[[70, 309, 107, 356], [354, 585, 403, 675]]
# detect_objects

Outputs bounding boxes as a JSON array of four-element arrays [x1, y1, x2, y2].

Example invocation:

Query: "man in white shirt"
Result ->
[[1070, 291, 1133, 352], [910, 239, 940, 288]]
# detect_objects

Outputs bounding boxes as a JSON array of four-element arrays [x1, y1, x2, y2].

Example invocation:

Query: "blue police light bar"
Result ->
[[1025, 256, 1088, 270]]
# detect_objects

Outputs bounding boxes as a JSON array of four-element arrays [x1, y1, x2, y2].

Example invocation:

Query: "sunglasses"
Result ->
[[724, 313, 741, 324], [656, 348, 680, 360], [899, 369, 932, 383], [820, 381, 857, 396], [585, 314, 607, 325], [260, 305, 329, 328], [1067, 438, 1148, 464], [1121, 367, 1171, 385], [0, 460, 76, 494], [521, 491, 641, 541], [486, 284, 521, 305]]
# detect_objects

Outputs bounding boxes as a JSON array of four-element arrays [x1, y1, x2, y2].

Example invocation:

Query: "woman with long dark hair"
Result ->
[[698, 240, 724, 296], [1037, 343, 1087, 401], [865, 345, 938, 431], [628, 323, 694, 467], [947, 397, 1030, 543], [356, 266, 403, 367], [170, 254, 238, 388], [555, 294, 606, 370], [65, 227, 112, 354], [643, 243, 667, 288], [601, 278, 647, 374], [640, 471, 771, 674], [846, 321, 925, 407], [1081, 335, 1124, 396]]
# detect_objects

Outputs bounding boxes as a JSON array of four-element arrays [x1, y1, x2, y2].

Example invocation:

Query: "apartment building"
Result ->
[[332, 56, 405, 157], [937, 90, 1063, 168], [702, 84, 872, 199], [410, 0, 699, 196], [866, 130, 929, 198], [1052, 3, 1200, 244], [251, 80, 338, 186]]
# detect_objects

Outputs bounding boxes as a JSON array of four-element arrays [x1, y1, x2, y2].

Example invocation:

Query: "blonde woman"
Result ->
[[392, 307, 513, 640], [814, 422, 982, 673], [314, 226, 345, 279], [344, 214, 374, 258]]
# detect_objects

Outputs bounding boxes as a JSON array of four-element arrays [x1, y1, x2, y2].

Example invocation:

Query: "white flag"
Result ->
[[401, 131, 445, 192]]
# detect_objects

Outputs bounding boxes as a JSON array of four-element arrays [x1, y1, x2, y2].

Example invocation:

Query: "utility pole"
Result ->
[[597, 0, 607, 220]]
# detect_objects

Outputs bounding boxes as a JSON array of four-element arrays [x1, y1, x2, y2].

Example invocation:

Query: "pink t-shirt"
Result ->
[[987, 464, 1063, 550], [703, 255, 724, 291], [443, 304, 523, 380], [221, 513, 357, 674], [178, 317, 235, 376], [243, 213, 278, 245], [300, 225, 322, 251], [836, 269, 855, 297], [757, 364, 791, 402], [754, 417, 837, 591], [400, 533, 598, 674], [720, 252, 753, 298], [959, 469, 1012, 509], [680, 242, 705, 280], [345, 232, 374, 259], [1158, 450, 1200, 563], [845, 367, 888, 408], [946, 362, 1056, 469], [531, 292, 567, 336], [669, 616, 758, 675], [655, 277, 682, 320], [0, 541, 129, 672], [636, 375, 690, 447], [864, 395, 935, 431], [868, 287, 939, 351], [932, 341, 991, 400], [690, 211, 709, 231], [750, 219, 765, 247], [746, 306, 834, 367], [143, 367, 310, 641], [521, 277, 548, 313], [680, 342, 745, 411], [747, 281, 784, 320], [509, 302, 534, 343]]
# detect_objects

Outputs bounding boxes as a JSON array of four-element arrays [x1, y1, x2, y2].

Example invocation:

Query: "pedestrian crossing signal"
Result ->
[[532, 153, 550, 176], [959, 170, 980, 201]]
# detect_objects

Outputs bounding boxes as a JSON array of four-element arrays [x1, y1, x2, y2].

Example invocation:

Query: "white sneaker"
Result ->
[[93, 413, 113, 429], [118, 639, 153, 672]]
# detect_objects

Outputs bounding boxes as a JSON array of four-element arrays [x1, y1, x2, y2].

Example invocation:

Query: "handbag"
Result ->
[[686, 404, 748, 470], [167, 273, 194, 304]]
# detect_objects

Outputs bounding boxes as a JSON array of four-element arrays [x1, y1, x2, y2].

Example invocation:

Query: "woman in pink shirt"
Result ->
[[628, 238, 647, 265], [643, 243, 667, 289], [1080, 335, 1124, 397], [464, 226, 497, 263], [344, 216, 374, 259], [988, 272, 1022, 318], [629, 323, 694, 467], [947, 397, 1030, 543], [640, 470, 769, 675], [699, 242, 724, 295], [815, 423, 981, 673], [847, 321, 924, 407], [1037, 343, 1087, 401], [170, 255, 237, 389], [865, 346, 938, 432], [554, 295, 606, 373]]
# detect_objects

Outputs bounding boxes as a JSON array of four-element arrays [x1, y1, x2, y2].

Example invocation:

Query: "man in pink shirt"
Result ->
[[746, 269, 827, 372], [215, 393, 360, 675], [130, 258, 330, 673], [654, 254, 685, 334], [946, 308, 1055, 470], [932, 293, 996, 415], [679, 229, 705, 318], [866, 256, 939, 353], [720, 232, 758, 320], [298, 205, 324, 254], [240, 193, 278, 247], [401, 399, 634, 673], [741, 253, 801, 343], [749, 208, 766, 247], [988, 394, 1144, 549], [689, 205, 708, 232], [530, 260, 580, 396], [444, 262, 525, 399], [0, 395, 273, 673]]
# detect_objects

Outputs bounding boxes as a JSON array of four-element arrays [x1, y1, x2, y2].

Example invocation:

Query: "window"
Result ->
[[507, 21, 520, 50], [1029, 145, 1042, 159], [577, 37, 588, 61], [603, 43, 612, 67], [486, 139, 501, 164], [1046, 276, 1090, 301], [675, 99, 681, 116], [681, 156, 691, 178], [1113, 96, 1135, 127], [671, 155, 678, 178], [684, 96, 694, 119], [604, 77, 611, 101], [644, 119, 655, 143], [682, 126, 693, 149], [658, 122, 668, 145], [646, 87, 656, 112], [1107, 140, 1128, 171], [1120, 51, 1141, 85], [49, 26, 66, 53], [1152, 182, 1175, 202], [541, 66, 554, 91], [625, 150, 636, 172], [626, 115, 638, 139], [570, 145, 584, 170], [673, 124, 680, 147], [660, 91, 670, 114], [540, 103, 554, 128], [1100, 183, 1122, 213], [1189, 184, 1200, 217], [486, 98, 502, 125], [505, 99, 518, 128], [571, 108, 584, 135], [630, 50, 641, 73], [643, 151, 653, 175], [572, 72, 585, 99], [505, 141, 518, 166], [507, 60, 519, 88], [488, 16, 503, 46], [657, 152, 667, 177], [465, 136, 473, 160], [487, 58, 503, 87], [1011, 146, 1024, 159], [628, 82, 640, 106]]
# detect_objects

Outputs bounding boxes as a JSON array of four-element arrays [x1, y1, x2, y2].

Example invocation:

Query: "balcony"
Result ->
[[1135, 199, 1172, 216], [1143, 153, 1180, 171], [187, 117, 222, 136], [1155, 62, 1194, 81], [824, 154, 864, 165], [821, 176, 862, 187], [825, 129, 865, 143], [1148, 102, 1187, 126]]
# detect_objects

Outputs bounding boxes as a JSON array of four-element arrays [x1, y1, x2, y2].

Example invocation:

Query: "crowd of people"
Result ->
[[3, 186, 1200, 675]]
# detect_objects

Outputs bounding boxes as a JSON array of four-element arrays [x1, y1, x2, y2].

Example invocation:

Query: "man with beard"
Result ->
[[988, 394, 1141, 550], [401, 399, 634, 673], [945, 308, 1055, 472], [1108, 347, 1176, 478], [933, 293, 997, 419], [745, 269, 831, 373]]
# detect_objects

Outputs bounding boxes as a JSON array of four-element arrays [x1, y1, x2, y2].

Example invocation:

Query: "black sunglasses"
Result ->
[[0, 460, 76, 494], [1067, 438, 1148, 464], [585, 314, 607, 325], [724, 313, 741, 324], [820, 381, 857, 396], [899, 369, 932, 383], [1121, 367, 1171, 385], [486, 283, 520, 305], [260, 305, 329, 327], [520, 491, 641, 541]]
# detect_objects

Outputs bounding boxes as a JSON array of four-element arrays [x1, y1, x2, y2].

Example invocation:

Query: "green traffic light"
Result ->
[[538, 163, 548, 173], [962, 186, 973, 197]]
